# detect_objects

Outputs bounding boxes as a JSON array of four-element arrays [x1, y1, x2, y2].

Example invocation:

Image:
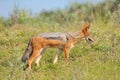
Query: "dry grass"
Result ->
[[0, 22, 120, 80]]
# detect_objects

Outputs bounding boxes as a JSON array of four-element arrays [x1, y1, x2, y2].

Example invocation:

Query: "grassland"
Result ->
[[0, 21, 120, 80], [0, 0, 120, 79]]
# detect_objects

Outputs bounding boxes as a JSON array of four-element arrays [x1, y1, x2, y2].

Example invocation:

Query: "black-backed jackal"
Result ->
[[22, 22, 94, 70]]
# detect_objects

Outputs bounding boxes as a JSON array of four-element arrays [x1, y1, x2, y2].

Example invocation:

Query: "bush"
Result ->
[[111, 4, 120, 26], [10, 5, 29, 25]]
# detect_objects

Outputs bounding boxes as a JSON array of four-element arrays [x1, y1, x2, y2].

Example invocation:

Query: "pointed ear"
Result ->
[[81, 22, 91, 36], [82, 22, 90, 31], [83, 22, 90, 29]]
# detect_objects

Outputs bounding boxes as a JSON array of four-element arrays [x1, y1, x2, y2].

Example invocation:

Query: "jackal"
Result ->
[[22, 22, 94, 70]]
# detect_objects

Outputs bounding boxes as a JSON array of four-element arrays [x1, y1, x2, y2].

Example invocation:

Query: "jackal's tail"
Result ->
[[21, 40, 33, 63]]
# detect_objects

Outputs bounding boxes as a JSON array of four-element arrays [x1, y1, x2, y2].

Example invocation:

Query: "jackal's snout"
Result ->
[[87, 36, 94, 42]]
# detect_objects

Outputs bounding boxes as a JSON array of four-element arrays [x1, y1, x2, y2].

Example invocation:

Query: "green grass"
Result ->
[[0, 22, 120, 80]]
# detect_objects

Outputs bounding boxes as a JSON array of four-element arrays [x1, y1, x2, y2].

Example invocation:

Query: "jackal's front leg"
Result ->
[[64, 48, 70, 64]]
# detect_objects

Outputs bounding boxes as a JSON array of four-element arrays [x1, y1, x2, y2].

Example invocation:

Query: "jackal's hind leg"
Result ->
[[35, 48, 46, 66], [53, 49, 63, 64], [27, 48, 43, 70]]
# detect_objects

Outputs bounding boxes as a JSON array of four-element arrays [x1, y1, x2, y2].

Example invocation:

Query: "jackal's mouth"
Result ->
[[86, 37, 94, 43], [88, 37, 94, 42]]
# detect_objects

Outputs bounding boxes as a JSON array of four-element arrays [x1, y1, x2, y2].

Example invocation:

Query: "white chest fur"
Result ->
[[70, 44, 74, 49]]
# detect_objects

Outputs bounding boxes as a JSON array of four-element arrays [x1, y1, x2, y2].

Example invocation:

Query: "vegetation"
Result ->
[[0, 0, 120, 80]]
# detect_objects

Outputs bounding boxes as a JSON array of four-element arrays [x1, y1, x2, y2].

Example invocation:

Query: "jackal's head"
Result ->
[[82, 22, 94, 43]]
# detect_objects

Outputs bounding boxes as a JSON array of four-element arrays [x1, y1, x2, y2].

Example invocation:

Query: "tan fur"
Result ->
[[24, 22, 94, 70], [27, 36, 75, 69]]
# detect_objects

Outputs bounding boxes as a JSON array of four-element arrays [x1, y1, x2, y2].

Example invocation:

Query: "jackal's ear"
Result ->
[[83, 22, 90, 29], [82, 22, 90, 32], [81, 22, 91, 36]]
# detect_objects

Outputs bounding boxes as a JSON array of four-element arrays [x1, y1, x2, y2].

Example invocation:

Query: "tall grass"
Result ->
[[0, 0, 120, 80], [0, 20, 120, 80]]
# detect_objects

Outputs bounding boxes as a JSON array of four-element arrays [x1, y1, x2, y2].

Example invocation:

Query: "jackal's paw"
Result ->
[[23, 64, 28, 71]]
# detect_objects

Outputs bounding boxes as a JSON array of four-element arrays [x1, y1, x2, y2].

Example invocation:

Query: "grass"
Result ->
[[0, 22, 120, 80]]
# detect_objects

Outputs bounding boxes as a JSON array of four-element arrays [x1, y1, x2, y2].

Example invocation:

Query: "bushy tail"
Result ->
[[21, 40, 33, 63]]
